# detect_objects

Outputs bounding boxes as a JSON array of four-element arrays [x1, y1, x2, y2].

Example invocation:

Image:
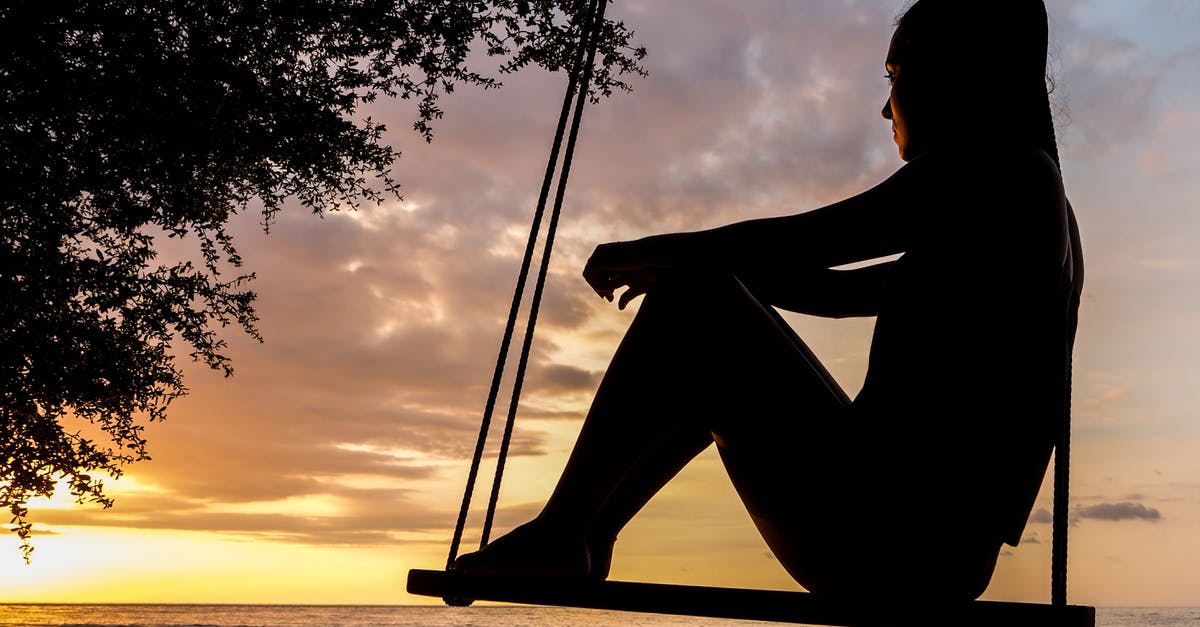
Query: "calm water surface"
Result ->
[[0, 604, 1195, 626]]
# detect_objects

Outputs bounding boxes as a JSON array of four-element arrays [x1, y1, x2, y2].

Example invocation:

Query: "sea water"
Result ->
[[0, 604, 1195, 626]]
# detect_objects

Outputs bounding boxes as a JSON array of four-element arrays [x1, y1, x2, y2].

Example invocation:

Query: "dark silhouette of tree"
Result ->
[[0, 0, 644, 560]]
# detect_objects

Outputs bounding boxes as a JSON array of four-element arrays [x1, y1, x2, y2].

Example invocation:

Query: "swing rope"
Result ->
[[1052, 344, 1072, 606], [444, 0, 606, 571], [1052, 247, 1081, 606], [482, 0, 609, 549]]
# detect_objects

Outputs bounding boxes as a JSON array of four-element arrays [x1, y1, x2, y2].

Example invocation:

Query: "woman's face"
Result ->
[[881, 24, 930, 161]]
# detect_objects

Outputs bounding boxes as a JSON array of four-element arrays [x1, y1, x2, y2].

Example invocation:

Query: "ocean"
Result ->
[[0, 605, 1196, 627]]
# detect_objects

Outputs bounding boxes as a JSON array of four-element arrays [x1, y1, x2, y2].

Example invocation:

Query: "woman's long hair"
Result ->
[[895, 0, 1060, 170]]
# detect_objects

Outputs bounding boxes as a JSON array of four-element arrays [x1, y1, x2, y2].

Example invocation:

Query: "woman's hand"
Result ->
[[583, 239, 672, 310]]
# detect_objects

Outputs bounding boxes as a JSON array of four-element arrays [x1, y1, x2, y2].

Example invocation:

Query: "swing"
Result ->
[[406, 2, 1096, 624]]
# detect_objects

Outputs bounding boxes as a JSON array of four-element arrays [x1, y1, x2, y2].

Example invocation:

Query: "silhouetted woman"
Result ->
[[455, 0, 1083, 602]]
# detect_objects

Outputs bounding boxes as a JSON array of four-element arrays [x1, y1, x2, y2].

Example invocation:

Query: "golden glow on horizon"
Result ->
[[0, 527, 441, 604]]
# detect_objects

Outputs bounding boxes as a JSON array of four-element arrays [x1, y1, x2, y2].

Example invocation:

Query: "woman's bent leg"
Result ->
[[454, 271, 857, 579], [700, 277, 1004, 600]]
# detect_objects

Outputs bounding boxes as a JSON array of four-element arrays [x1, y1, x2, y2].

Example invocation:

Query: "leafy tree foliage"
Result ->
[[0, 0, 643, 559]]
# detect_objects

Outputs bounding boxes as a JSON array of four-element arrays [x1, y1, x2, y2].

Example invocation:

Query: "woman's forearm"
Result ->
[[632, 205, 892, 275], [624, 222, 893, 318]]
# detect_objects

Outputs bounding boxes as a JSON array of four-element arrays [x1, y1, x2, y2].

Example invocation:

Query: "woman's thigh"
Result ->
[[647, 272, 1001, 599], [645, 274, 871, 502], [645, 272, 904, 593]]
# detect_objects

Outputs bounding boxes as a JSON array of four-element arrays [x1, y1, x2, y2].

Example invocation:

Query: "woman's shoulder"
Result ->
[[891, 143, 1063, 203], [908, 142, 1061, 183], [897, 144, 1069, 260], [925, 144, 1064, 216]]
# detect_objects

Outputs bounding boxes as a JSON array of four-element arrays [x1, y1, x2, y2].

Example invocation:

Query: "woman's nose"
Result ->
[[881, 97, 893, 120]]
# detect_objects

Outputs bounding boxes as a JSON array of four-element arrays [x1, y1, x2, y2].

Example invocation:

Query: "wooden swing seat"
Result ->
[[407, 569, 1096, 626]]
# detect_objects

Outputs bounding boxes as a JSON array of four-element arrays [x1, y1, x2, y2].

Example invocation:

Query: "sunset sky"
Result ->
[[5, 0, 1199, 608]]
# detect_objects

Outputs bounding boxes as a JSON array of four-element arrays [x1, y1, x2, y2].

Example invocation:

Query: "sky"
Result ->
[[5, 0, 1200, 608]]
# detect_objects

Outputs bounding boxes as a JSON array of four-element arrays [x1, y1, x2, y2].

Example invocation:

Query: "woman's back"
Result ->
[[854, 145, 1080, 546]]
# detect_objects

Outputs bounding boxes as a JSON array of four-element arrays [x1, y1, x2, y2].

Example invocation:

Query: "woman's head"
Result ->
[[881, 0, 1058, 165]]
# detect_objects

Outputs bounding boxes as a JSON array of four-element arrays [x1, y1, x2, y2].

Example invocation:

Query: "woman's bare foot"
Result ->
[[451, 519, 591, 578]]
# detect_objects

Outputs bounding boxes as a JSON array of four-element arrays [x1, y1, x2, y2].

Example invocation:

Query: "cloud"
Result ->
[[33, 488, 453, 546], [1075, 501, 1163, 522], [1029, 502, 1163, 526], [1048, 3, 1166, 163], [526, 363, 602, 395]]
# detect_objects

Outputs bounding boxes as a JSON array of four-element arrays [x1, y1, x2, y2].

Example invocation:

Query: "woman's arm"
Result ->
[[741, 262, 896, 318], [584, 150, 944, 309]]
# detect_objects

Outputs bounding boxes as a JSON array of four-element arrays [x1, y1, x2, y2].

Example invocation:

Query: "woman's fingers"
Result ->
[[583, 266, 655, 308], [583, 242, 633, 296], [613, 271, 658, 310], [582, 240, 665, 308], [617, 282, 650, 310], [583, 267, 618, 299]]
